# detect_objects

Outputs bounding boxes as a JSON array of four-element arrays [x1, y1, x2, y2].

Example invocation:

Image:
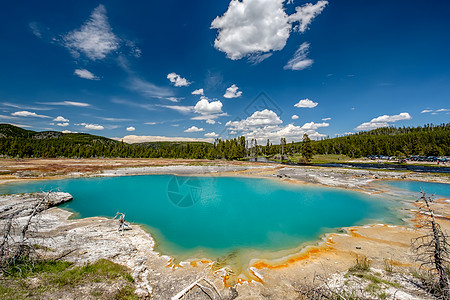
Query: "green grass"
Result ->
[[348, 256, 371, 273], [1, 259, 137, 299], [310, 154, 353, 164]]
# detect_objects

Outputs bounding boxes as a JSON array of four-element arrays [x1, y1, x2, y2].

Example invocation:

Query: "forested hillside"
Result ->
[[311, 123, 450, 157], [0, 123, 449, 159]]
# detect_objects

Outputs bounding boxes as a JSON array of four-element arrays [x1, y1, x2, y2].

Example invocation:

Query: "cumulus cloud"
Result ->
[[126, 126, 135, 132], [211, 0, 328, 60], [53, 116, 69, 122], [284, 42, 313, 70], [225, 109, 327, 142], [11, 111, 51, 118], [291, 115, 299, 120], [184, 126, 204, 133], [226, 109, 282, 131], [62, 130, 77, 134], [56, 122, 69, 127], [322, 117, 331, 121], [206, 119, 216, 125], [78, 123, 104, 130], [63, 5, 119, 60], [294, 98, 318, 108], [192, 89, 204, 95], [355, 112, 412, 131], [167, 73, 191, 87], [301, 121, 329, 130], [194, 97, 223, 115], [224, 84, 242, 98], [74, 68, 99, 80], [205, 132, 219, 138]]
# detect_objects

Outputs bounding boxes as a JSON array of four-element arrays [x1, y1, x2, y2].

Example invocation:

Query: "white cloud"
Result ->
[[294, 98, 318, 108], [62, 130, 77, 133], [284, 42, 313, 70], [322, 117, 331, 121], [0, 114, 18, 120], [225, 109, 328, 142], [161, 105, 194, 114], [74, 68, 99, 80], [226, 109, 282, 131], [288, 1, 328, 33], [355, 112, 412, 131], [194, 97, 223, 115], [1, 102, 52, 111], [421, 108, 449, 114], [100, 117, 132, 122], [11, 111, 51, 118], [167, 73, 191, 87], [191, 113, 228, 122], [145, 122, 157, 125], [115, 135, 213, 143], [192, 88, 204, 95], [166, 97, 181, 103], [128, 77, 173, 98], [126, 126, 135, 132], [78, 123, 104, 130], [39, 101, 91, 107], [56, 122, 69, 127], [248, 53, 273, 65], [63, 5, 119, 60], [291, 115, 299, 120], [205, 132, 219, 138], [301, 121, 329, 130], [184, 126, 204, 133], [224, 84, 242, 98], [211, 0, 328, 60], [29, 22, 42, 38], [53, 116, 69, 122]]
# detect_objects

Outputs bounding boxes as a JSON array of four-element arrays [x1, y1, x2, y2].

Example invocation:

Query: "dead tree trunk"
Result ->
[[412, 191, 450, 299]]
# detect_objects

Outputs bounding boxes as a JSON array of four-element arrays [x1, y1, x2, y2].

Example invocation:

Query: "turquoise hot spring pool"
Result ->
[[0, 175, 411, 262]]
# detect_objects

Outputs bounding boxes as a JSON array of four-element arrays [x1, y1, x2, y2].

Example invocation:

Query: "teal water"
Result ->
[[383, 181, 450, 199], [0, 175, 401, 261]]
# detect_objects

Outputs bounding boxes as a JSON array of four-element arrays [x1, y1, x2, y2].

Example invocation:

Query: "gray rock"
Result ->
[[0, 192, 72, 219]]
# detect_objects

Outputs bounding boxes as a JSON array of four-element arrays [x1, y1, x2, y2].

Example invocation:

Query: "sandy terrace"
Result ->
[[0, 158, 449, 299]]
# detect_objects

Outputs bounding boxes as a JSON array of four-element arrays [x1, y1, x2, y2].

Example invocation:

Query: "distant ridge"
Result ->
[[0, 124, 117, 143]]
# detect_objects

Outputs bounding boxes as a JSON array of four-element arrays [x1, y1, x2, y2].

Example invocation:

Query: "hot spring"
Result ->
[[0, 175, 404, 265]]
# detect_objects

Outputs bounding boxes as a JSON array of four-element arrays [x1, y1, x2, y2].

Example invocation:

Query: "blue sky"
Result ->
[[0, 0, 449, 143]]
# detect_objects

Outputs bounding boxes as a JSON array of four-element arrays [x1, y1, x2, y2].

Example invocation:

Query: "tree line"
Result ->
[[0, 123, 448, 160]]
